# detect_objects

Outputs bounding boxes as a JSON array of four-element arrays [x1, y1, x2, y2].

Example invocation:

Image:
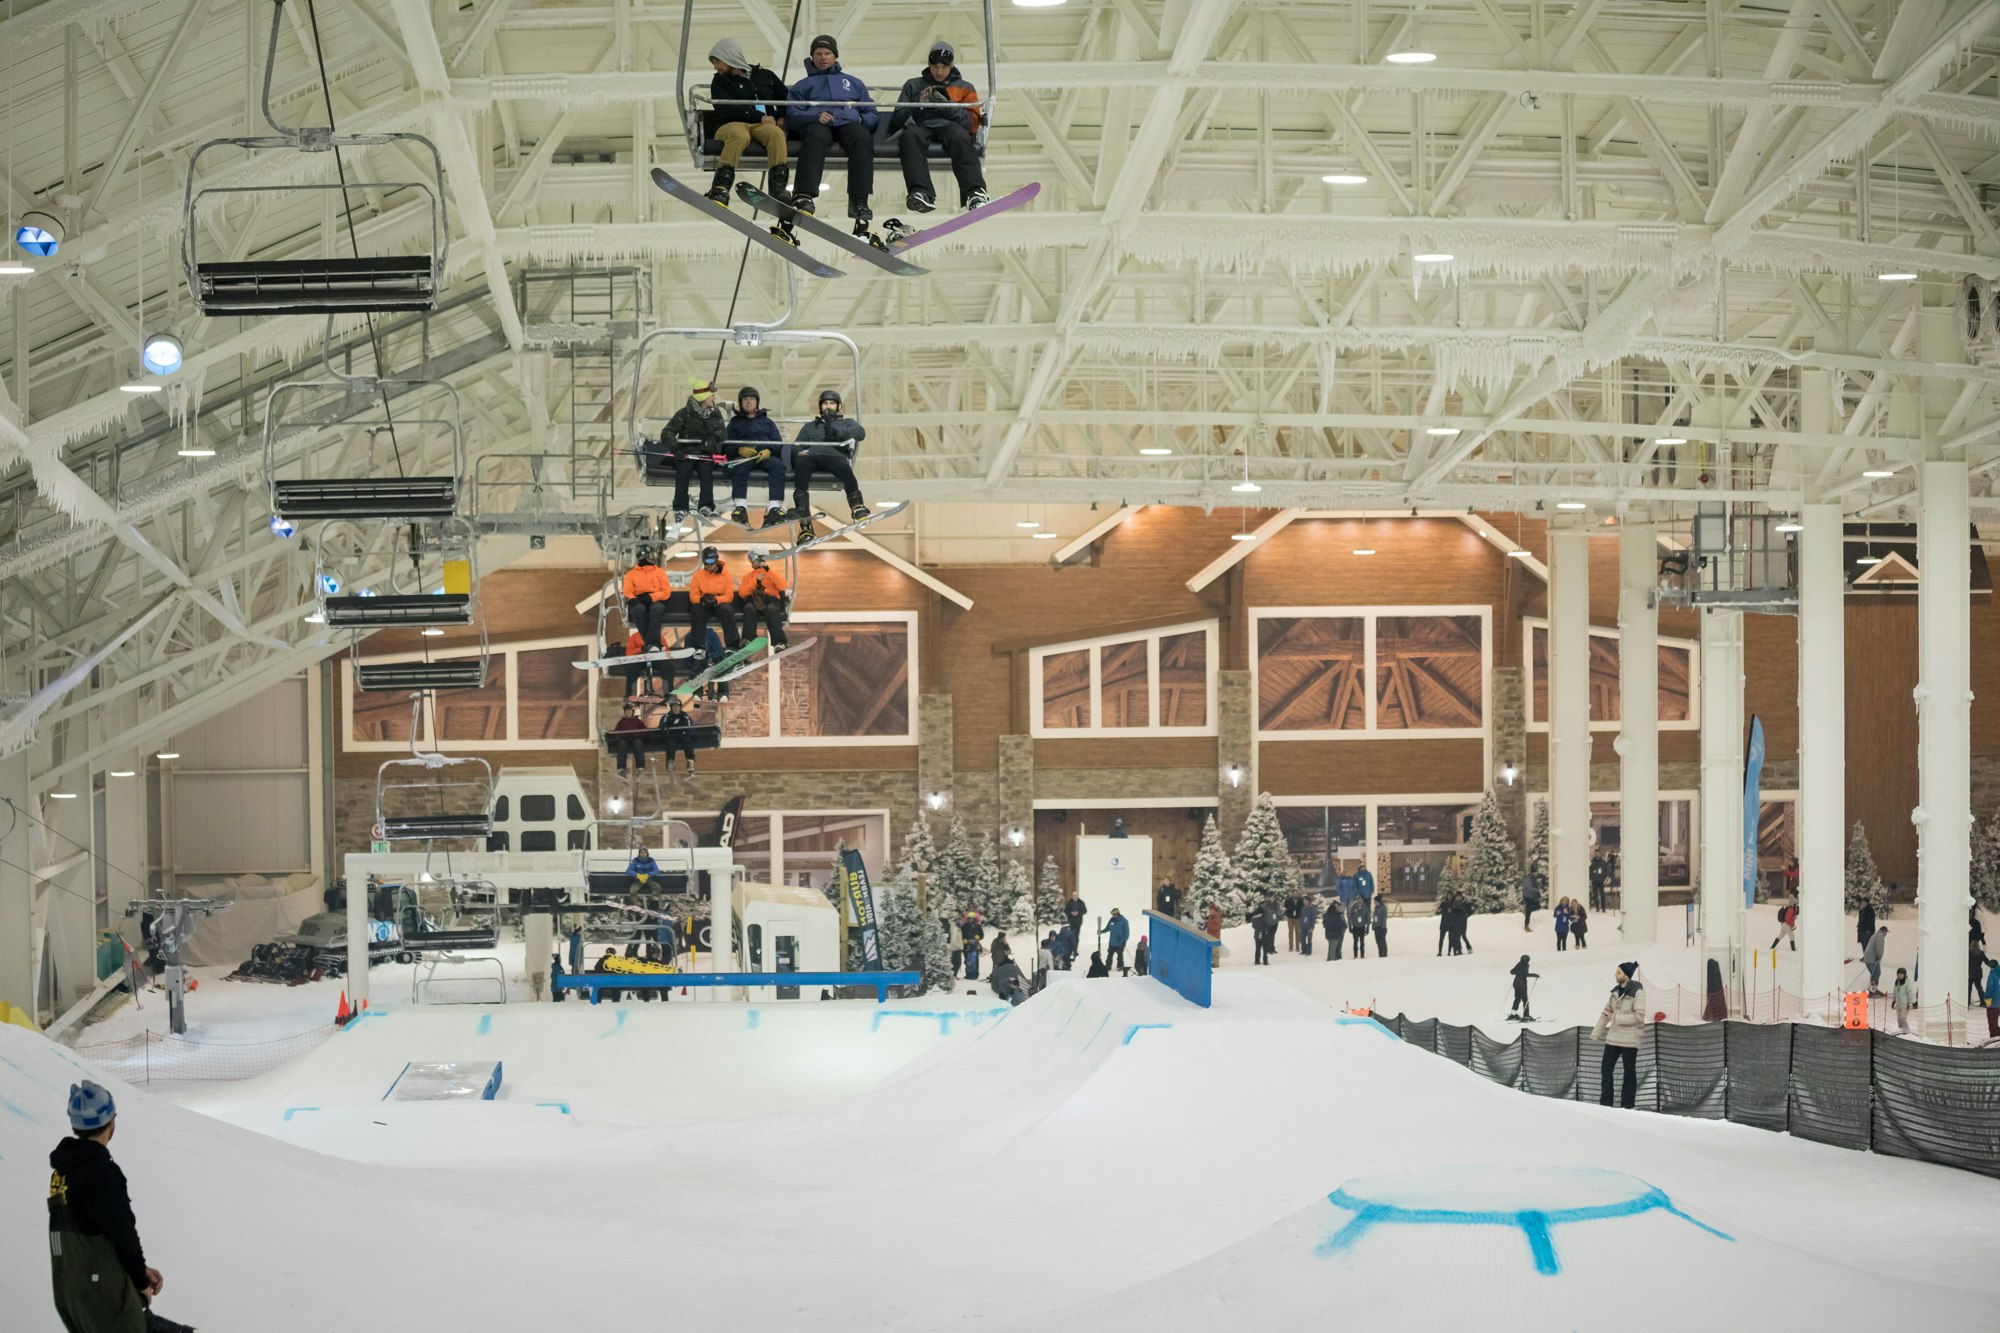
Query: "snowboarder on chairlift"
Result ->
[[702, 38, 791, 212], [1508, 954, 1540, 1021], [658, 695, 699, 776], [786, 36, 879, 240], [687, 546, 742, 671], [787, 390, 871, 539], [725, 386, 788, 528], [738, 547, 789, 649], [888, 40, 990, 218]]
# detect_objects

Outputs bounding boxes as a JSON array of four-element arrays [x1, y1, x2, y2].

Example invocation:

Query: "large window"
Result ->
[[726, 613, 916, 746], [345, 638, 596, 751], [1030, 621, 1216, 738], [658, 809, 887, 892], [1276, 805, 1367, 887], [1537, 794, 1698, 889], [1269, 796, 1483, 900], [1255, 607, 1489, 739], [1526, 620, 1697, 730]]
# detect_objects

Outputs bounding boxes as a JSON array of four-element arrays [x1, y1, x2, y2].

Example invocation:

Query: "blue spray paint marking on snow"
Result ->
[[1079, 1012, 1114, 1053], [341, 1009, 387, 1031], [598, 1010, 630, 1039], [1051, 993, 1086, 1040], [476, 1014, 492, 1036], [869, 1008, 1010, 1037], [0, 1093, 36, 1123], [536, 1102, 571, 1115], [1121, 1023, 1173, 1045], [744, 1010, 760, 1031], [281, 1107, 319, 1121], [1317, 1169, 1732, 1276], [1333, 1017, 1400, 1040]]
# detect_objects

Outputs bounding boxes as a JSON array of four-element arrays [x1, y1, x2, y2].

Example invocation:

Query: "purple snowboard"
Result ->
[[885, 182, 1041, 255]]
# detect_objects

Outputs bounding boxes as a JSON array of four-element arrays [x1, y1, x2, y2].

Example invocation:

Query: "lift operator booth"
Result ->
[[1075, 834, 1153, 948]]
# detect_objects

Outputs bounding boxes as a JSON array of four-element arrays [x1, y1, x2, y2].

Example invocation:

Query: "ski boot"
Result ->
[[729, 505, 750, 527], [906, 188, 936, 214], [766, 164, 792, 206], [965, 186, 991, 209], [763, 504, 787, 528], [672, 509, 690, 525], [797, 514, 818, 542], [849, 200, 886, 250], [846, 491, 871, 521], [792, 193, 816, 218], [704, 165, 735, 206]]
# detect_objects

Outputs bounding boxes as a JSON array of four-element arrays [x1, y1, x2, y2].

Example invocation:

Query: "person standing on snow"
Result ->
[[1770, 899, 1798, 952], [1300, 896, 1319, 955], [785, 35, 878, 238], [888, 40, 990, 216], [1349, 896, 1370, 960], [1133, 934, 1150, 977], [1509, 954, 1539, 1021], [1062, 889, 1088, 951], [1251, 899, 1276, 966], [1568, 899, 1585, 950], [1282, 891, 1303, 953], [1985, 962, 2000, 1041], [1554, 899, 1572, 951], [1857, 900, 1876, 950], [1862, 925, 1889, 994], [960, 910, 984, 981], [49, 1080, 162, 1333], [1101, 908, 1130, 974], [1593, 963, 1647, 1108], [1372, 892, 1389, 957], [1324, 897, 1345, 960], [1890, 967, 1914, 1034]]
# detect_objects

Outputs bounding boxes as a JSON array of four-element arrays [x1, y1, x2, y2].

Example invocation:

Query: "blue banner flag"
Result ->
[[1742, 715, 1765, 909]]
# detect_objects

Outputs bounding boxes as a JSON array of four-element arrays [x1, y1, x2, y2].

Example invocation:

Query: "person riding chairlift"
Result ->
[[685, 544, 742, 670], [787, 389, 870, 541], [738, 547, 789, 649]]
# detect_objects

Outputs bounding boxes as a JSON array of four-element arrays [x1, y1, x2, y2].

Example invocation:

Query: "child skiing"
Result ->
[[1508, 954, 1539, 1021]]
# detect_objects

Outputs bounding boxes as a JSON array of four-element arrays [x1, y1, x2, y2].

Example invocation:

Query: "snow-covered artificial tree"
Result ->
[[1971, 811, 2000, 914], [1844, 821, 1888, 916], [933, 814, 976, 919], [899, 813, 938, 886], [972, 834, 1003, 924], [1035, 854, 1064, 935], [1188, 813, 1239, 926], [876, 864, 923, 992], [1459, 790, 1522, 914], [1525, 801, 1550, 885], [997, 858, 1033, 939], [915, 907, 956, 995], [1230, 793, 1298, 918]]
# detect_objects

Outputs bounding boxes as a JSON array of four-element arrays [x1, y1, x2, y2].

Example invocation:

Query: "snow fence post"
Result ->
[[1144, 910, 1218, 1008]]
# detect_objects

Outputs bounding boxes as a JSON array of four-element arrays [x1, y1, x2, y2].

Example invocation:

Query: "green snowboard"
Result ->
[[674, 635, 770, 699]]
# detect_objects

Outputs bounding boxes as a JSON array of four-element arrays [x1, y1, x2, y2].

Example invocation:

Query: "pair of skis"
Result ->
[[650, 167, 1037, 279], [767, 498, 910, 556], [670, 634, 818, 699]]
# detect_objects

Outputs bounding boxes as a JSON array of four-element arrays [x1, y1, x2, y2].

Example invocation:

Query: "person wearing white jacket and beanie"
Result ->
[[1593, 962, 1646, 1109]]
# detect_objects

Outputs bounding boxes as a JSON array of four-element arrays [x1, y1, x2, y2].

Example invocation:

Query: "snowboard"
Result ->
[[710, 635, 816, 683], [883, 181, 1041, 254], [673, 635, 771, 699], [736, 183, 927, 277], [650, 168, 844, 278], [769, 499, 911, 556]]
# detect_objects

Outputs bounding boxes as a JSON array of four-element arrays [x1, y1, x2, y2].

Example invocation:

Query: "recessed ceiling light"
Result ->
[[1385, 49, 1437, 64], [1877, 272, 1917, 282], [1232, 480, 1262, 493], [155, 751, 180, 760], [1555, 501, 1588, 510], [1139, 447, 1173, 456], [1654, 436, 1687, 446], [1507, 548, 1533, 558], [119, 383, 163, 394], [1424, 426, 1460, 437], [1016, 520, 1041, 529], [1775, 521, 1803, 534], [1862, 468, 1894, 478], [1321, 172, 1369, 185], [1413, 252, 1454, 263], [50, 791, 78, 799], [109, 770, 136, 778], [1031, 530, 1058, 539], [1352, 547, 1377, 556], [1230, 532, 1257, 541]]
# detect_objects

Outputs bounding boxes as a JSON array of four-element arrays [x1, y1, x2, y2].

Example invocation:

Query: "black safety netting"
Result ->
[[1368, 1012, 2000, 1180]]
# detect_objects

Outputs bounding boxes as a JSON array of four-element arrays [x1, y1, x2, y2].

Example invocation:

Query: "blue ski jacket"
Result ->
[[1104, 914, 1130, 949], [627, 852, 660, 881], [727, 408, 783, 449], [787, 60, 877, 130]]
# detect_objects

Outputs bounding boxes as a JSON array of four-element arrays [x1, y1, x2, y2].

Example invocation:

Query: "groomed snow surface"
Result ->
[[4, 905, 1997, 1330]]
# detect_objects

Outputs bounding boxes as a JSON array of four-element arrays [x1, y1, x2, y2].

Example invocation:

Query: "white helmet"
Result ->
[[748, 546, 770, 565]]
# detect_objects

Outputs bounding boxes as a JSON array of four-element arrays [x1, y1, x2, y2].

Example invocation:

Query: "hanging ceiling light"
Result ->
[[1322, 171, 1369, 185], [1139, 446, 1173, 456], [1413, 251, 1455, 263], [14, 212, 61, 257], [1876, 271, 1917, 283], [1654, 435, 1688, 446], [270, 516, 296, 538], [1016, 519, 1041, 529], [1775, 520, 1803, 534], [1555, 501, 1588, 511], [1862, 468, 1895, 479], [141, 332, 184, 376], [118, 382, 163, 394], [0, 261, 33, 276], [1424, 425, 1460, 437]]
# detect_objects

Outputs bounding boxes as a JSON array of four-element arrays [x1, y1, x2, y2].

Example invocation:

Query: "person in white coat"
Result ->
[[1593, 962, 1646, 1109]]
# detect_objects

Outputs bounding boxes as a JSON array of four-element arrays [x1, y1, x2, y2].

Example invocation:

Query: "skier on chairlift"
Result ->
[[739, 547, 790, 649], [788, 389, 871, 541], [725, 385, 788, 529]]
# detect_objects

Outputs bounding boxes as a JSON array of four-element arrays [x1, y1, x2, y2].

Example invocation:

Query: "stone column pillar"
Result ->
[[1217, 668, 1253, 839], [1618, 521, 1660, 944], [997, 735, 1034, 867], [1491, 666, 1528, 848], [1916, 461, 1972, 1010], [1797, 503, 1846, 1002], [917, 694, 955, 820], [1548, 525, 1592, 908]]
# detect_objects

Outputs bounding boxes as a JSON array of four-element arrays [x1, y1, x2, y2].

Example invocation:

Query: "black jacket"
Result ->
[[988, 958, 1026, 996], [666, 397, 726, 455], [794, 413, 867, 451], [707, 65, 788, 131], [48, 1136, 148, 1293], [1063, 897, 1086, 929], [1511, 957, 1538, 987], [888, 66, 978, 134]]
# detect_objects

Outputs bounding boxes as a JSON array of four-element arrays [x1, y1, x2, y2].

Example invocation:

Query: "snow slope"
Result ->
[[4, 974, 1995, 1331]]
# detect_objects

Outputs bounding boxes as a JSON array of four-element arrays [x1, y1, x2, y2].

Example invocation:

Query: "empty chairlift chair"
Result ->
[[377, 752, 496, 844], [266, 378, 468, 523], [350, 625, 492, 692], [318, 518, 480, 630], [183, 5, 446, 317]]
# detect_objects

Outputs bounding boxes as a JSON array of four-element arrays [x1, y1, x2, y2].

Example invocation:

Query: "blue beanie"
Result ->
[[67, 1079, 116, 1133]]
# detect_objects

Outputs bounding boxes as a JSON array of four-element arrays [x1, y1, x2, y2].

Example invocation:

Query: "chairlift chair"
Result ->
[[183, 4, 447, 317], [674, 0, 1000, 172], [267, 376, 468, 522], [319, 517, 480, 630], [375, 704, 495, 843], [351, 621, 492, 692]]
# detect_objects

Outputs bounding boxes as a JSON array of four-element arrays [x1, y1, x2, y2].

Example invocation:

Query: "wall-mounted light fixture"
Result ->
[[1499, 759, 1519, 786], [1005, 825, 1025, 848], [1224, 762, 1244, 788], [926, 790, 948, 811]]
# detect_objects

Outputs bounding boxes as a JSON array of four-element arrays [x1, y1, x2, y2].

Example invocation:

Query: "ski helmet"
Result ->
[[701, 545, 720, 565], [635, 548, 655, 566], [818, 388, 842, 409], [737, 385, 761, 409], [747, 546, 770, 565]]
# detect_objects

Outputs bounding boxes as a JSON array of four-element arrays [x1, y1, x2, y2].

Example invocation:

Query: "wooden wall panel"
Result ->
[[1259, 739, 1486, 796], [1846, 600, 1919, 883]]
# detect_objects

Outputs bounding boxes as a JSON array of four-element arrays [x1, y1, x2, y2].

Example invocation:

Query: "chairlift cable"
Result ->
[[302, 0, 409, 480], [709, 0, 809, 386]]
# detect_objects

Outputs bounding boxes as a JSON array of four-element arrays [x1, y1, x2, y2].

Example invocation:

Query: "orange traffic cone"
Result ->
[[334, 990, 351, 1027], [360, 998, 369, 1013]]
